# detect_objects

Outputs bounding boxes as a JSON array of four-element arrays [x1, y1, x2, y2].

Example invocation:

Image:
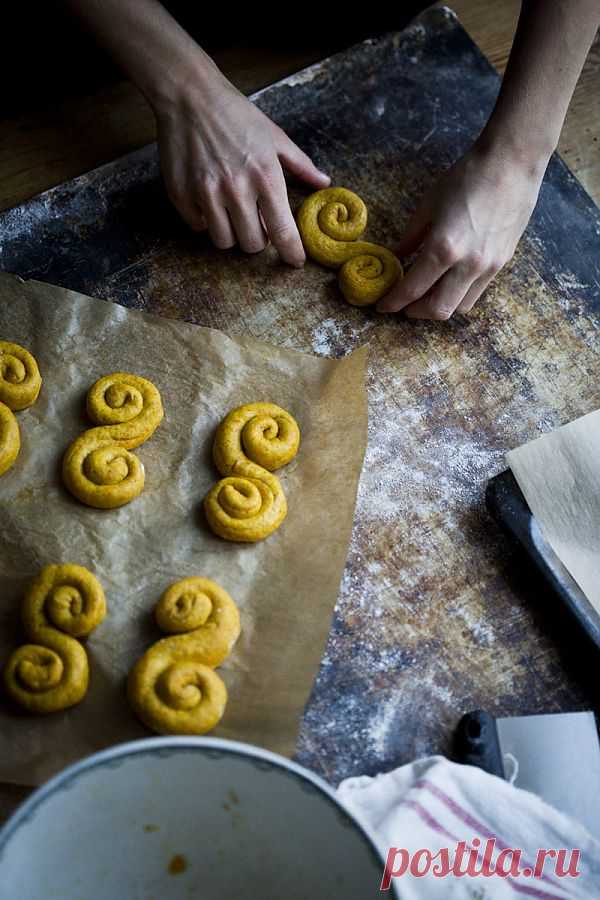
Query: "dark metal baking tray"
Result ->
[[486, 470, 600, 651]]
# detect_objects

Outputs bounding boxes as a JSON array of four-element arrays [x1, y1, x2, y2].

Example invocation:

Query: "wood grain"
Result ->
[[0, 2, 598, 213], [449, 0, 600, 200], [0, 1, 598, 824], [0, 47, 327, 214], [2, 11, 599, 786]]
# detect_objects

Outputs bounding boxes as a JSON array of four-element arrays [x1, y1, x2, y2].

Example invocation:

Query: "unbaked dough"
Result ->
[[62, 372, 163, 509], [127, 578, 240, 735], [0, 341, 42, 476], [204, 402, 300, 542], [2, 564, 106, 714], [296, 186, 403, 306]]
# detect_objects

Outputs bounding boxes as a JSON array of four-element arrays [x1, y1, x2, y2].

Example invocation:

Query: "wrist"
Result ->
[[476, 117, 555, 183], [142, 46, 226, 116]]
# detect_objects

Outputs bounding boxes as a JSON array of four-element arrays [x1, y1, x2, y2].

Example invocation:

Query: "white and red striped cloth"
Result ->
[[337, 756, 600, 899]]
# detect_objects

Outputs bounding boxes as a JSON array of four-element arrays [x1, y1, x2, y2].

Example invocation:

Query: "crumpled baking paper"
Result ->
[[0, 272, 368, 784]]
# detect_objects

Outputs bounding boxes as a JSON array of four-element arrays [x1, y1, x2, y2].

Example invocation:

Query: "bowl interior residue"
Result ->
[[0, 739, 386, 899]]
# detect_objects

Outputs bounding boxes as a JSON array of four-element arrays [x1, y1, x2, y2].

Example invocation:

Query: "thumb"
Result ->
[[395, 200, 431, 258], [275, 130, 330, 189]]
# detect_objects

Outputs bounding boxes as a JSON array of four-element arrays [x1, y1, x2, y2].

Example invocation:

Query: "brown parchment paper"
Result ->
[[0, 272, 368, 785], [507, 409, 600, 612]]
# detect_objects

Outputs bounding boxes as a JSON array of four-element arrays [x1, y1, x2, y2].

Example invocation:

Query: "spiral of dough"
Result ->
[[0, 342, 42, 476], [0, 404, 20, 477], [296, 187, 402, 306], [0, 342, 42, 411], [62, 372, 163, 509], [205, 461, 287, 542], [2, 564, 106, 714], [212, 402, 300, 474], [204, 403, 300, 542], [128, 578, 240, 735]]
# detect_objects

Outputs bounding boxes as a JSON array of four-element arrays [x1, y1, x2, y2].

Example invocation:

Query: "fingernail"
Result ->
[[286, 252, 305, 268], [318, 170, 331, 182]]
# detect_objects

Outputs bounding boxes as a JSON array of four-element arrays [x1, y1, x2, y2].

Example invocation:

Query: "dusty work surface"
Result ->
[[1, 7, 600, 784]]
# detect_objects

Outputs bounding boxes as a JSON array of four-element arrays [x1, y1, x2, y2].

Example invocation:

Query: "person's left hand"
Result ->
[[377, 141, 546, 319]]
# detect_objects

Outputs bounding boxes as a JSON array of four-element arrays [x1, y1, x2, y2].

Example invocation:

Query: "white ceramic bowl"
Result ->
[[0, 737, 393, 899]]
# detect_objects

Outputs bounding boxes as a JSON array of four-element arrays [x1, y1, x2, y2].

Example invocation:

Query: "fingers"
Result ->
[[403, 263, 478, 320], [202, 191, 236, 249], [198, 160, 307, 265], [257, 165, 306, 267], [177, 201, 208, 233], [159, 116, 321, 263], [225, 191, 267, 255], [275, 130, 330, 189], [376, 232, 456, 313], [381, 251, 502, 320], [163, 167, 208, 234], [394, 199, 431, 259], [205, 161, 304, 263], [456, 272, 496, 313]]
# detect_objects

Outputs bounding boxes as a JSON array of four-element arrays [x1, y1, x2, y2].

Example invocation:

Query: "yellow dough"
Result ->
[[296, 187, 403, 306], [2, 564, 106, 714], [62, 372, 164, 509], [0, 341, 42, 476], [0, 341, 42, 410], [0, 404, 20, 477], [128, 578, 240, 735], [204, 402, 300, 542]]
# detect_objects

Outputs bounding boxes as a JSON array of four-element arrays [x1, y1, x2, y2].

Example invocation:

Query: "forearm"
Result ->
[[66, 0, 327, 262], [65, 0, 221, 110], [480, 0, 599, 172]]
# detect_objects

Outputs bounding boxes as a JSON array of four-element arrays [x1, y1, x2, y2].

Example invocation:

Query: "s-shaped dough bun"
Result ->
[[296, 187, 403, 306], [0, 341, 42, 476], [128, 578, 240, 735], [62, 372, 163, 509], [204, 402, 300, 542], [2, 564, 106, 714]]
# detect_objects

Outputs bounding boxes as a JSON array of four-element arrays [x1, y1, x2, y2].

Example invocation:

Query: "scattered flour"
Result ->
[[369, 697, 400, 758], [311, 318, 344, 356], [311, 317, 366, 356], [448, 603, 496, 648], [555, 272, 589, 293]]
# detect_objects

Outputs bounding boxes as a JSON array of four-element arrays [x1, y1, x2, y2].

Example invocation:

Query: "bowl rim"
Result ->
[[0, 736, 393, 894]]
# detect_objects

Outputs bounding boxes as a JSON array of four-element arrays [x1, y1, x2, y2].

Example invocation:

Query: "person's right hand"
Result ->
[[155, 70, 330, 266]]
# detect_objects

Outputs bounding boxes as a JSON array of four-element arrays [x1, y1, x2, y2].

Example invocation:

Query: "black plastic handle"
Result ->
[[454, 709, 505, 779]]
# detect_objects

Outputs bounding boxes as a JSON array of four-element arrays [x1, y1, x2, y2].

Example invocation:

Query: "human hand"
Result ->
[[155, 71, 330, 266], [377, 142, 546, 319]]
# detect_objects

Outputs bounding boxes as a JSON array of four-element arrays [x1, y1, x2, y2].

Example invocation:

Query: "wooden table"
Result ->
[[0, 1, 598, 214], [1, 3, 599, 824]]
